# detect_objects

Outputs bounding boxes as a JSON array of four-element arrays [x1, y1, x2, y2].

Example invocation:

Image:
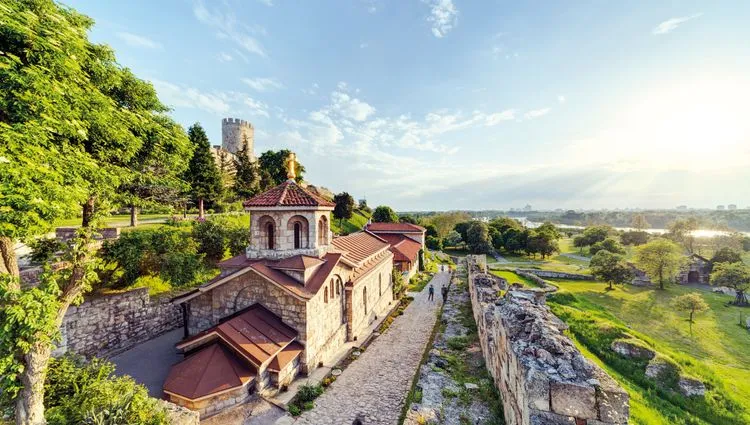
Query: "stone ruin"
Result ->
[[467, 256, 629, 425]]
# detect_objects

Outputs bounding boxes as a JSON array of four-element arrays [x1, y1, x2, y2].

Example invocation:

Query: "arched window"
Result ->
[[379, 274, 382, 296], [330, 280, 335, 298], [266, 222, 275, 249], [318, 216, 329, 246], [324, 287, 328, 303], [363, 287, 368, 315], [294, 222, 302, 249]]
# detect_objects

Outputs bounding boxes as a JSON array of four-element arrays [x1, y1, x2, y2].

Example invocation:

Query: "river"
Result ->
[[519, 218, 750, 238]]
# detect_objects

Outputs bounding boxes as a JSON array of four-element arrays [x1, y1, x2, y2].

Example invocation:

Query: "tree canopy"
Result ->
[[372, 205, 399, 223], [184, 124, 223, 218], [710, 262, 750, 306], [671, 293, 709, 323], [257, 149, 304, 187], [634, 238, 685, 290], [590, 250, 634, 290], [233, 135, 261, 199], [332, 192, 355, 226]]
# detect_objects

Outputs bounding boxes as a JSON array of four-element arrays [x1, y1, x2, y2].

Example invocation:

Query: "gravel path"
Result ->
[[294, 272, 448, 425]]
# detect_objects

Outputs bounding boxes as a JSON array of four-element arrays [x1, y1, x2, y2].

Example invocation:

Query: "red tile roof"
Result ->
[[271, 255, 324, 271], [163, 343, 255, 401], [331, 231, 390, 266], [390, 237, 422, 264], [267, 341, 304, 372], [365, 222, 426, 233], [177, 304, 298, 368], [243, 180, 335, 208]]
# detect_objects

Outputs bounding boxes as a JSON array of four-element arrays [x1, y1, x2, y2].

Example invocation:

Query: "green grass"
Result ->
[[408, 272, 432, 292], [547, 279, 750, 424], [489, 270, 540, 288], [330, 209, 371, 235], [53, 213, 177, 227]]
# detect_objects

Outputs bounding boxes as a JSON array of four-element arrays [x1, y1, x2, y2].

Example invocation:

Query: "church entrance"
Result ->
[[687, 271, 700, 284]]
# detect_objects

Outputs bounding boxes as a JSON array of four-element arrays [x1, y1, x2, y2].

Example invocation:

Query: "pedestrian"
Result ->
[[428, 283, 434, 301], [441, 285, 449, 303]]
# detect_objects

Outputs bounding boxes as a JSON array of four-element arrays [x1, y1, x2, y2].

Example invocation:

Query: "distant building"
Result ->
[[678, 254, 711, 285], [728, 204, 737, 211], [210, 118, 256, 176], [717, 205, 726, 211]]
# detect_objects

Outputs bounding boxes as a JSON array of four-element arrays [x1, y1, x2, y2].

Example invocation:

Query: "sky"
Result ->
[[65, 0, 750, 211]]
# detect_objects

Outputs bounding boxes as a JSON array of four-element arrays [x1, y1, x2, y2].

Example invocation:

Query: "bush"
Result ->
[[297, 383, 323, 403], [130, 275, 172, 296], [224, 225, 249, 256], [45, 355, 167, 425], [192, 220, 226, 262], [426, 236, 443, 251], [28, 237, 66, 264], [288, 404, 301, 416]]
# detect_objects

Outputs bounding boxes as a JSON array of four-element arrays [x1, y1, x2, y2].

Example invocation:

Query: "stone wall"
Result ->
[[468, 256, 629, 425], [517, 269, 594, 281], [348, 257, 395, 342], [55, 227, 120, 241], [56, 287, 182, 358], [158, 400, 200, 425]]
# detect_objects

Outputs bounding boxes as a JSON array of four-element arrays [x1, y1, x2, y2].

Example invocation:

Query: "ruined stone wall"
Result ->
[[516, 269, 595, 281], [467, 256, 629, 425], [56, 287, 182, 358]]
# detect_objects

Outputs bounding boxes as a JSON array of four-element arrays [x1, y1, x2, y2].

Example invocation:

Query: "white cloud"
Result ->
[[193, 1, 267, 57], [486, 110, 517, 125], [524, 108, 551, 120], [558, 95, 566, 104], [217, 52, 233, 62], [241, 77, 285, 92], [652, 13, 702, 35], [116, 32, 162, 49], [150, 79, 231, 115], [424, 0, 458, 38], [331, 91, 376, 122]]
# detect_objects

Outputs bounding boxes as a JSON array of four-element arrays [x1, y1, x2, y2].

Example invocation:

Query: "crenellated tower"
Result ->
[[221, 118, 254, 160]]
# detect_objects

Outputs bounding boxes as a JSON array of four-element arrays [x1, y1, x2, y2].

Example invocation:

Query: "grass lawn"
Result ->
[[548, 279, 750, 424], [54, 213, 177, 227], [331, 209, 371, 235], [489, 269, 541, 288]]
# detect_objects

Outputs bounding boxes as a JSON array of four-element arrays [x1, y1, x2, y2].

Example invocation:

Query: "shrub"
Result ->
[[224, 224, 249, 256], [297, 383, 323, 403], [288, 404, 301, 416], [45, 355, 167, 425], [447, 336, 470, 351], [28, 237, 66, 264], [192, 220, 226, 262], [131, 275, 172, 296]]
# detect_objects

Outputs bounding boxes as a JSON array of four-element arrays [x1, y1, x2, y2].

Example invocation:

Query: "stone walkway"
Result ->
[[294, 272, 449, 425]]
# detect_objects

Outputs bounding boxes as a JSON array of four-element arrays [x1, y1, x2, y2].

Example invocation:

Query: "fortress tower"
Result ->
[[221, 118, 254, 160]]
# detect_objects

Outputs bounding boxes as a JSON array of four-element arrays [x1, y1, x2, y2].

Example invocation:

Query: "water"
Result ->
[[518, 218, 750, 238]]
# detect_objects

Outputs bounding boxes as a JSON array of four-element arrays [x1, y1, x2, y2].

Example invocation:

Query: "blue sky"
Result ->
[[66, 0, 750, 211]]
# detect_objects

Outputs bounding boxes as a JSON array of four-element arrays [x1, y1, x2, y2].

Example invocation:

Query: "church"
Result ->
[[163, 155, 397, 414]]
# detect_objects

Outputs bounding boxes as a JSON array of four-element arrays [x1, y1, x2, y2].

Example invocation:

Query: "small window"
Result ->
[[294, 222, 301, 249], [324, 288, 328, 303], [363, 287, 368, 314], [266, 223, 275, 249]]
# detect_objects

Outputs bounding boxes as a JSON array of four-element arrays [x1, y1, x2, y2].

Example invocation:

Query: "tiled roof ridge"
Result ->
[[278, 180, 290, 204]]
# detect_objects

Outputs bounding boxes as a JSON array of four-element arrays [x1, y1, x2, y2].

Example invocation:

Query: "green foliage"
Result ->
[[372, 205, 399, 223], [575, 225, 614, 247], [185, 124, 223, 212], [424, 224, 438, 238], [102, 227, 203, 287], [426, 235, 443, 251], [635, 238, 685, 289], [257, 149, 305, 187], [233, 136, 260, 199], [667, 218, 699, 253], [28, 238, 66, 264], [44, 355, 167, 425], [224, 224, 250, 257], [130, 275, 172, 296], [590, 250, 634, 290], [392, 267, 406, 298], [422, 212, 472, 238], [288, 404, 301, 416], [192, 220, 227, 262], [296, 383, 323, 403], [710, 247, 742, 266], [332, 192, 355, 226], [444, 230, 463, 247], [710, 262, 750, 305], [399, 214, 419, 224], [621, 230, 650, 246], [671, 293, 709, 322], [358, 199, 372, 214], [447, 336, 470, 351], [590, 237, 626, 255], [525, 224, 560, 259], [466, 221, 492, 254], [454, 221, 472, 242], [631, 214, 651, 231]]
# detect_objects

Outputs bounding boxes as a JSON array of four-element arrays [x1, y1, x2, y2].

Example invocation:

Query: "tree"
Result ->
[[257, 149, 304, 188], [710, 262, 750, 306], [667, 218, 698, 253], [424, 212, 471, 238], [621, 230, 649, 246], [332, 192, 355, 228], [185, 124, 223, 218], [577, 225, 612, 247], [454, 221, 473, 243], [399, 215, 418, 224], [590, 250, 634, 290], [710, 247, 742, 266], [424, 224, 439, 238], [525, 230, 559, 259], [590, 237, 626, 255], [426, 236, 443, 251], [233, 135, 260, 199], [671, 293, 709, 327], [489, 217, 523, 235], [444, 231, 462, 247], [466, 222, 492, 254], [631, 214, 651, 231], [635, 239, 685, 290], [372, 206, 399, 223]]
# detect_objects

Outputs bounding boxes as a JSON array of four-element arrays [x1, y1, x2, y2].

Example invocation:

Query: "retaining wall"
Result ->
[[467, 256, 629, 425], [55, 287, 183, 358], [516, 269, 594, 281]]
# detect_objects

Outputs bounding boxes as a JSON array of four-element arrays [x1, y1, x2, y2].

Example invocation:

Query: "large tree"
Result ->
[[185, 124, 223, 218], [257, 149, 304, 188], [233, 135, 260, 199], [667, 218, 698, 253], [372, 205, 399, 223], [634, 238, 685, 290], [711, 262, 750, 306], [671, 293, 709, 328], [1, 1, 187, 422], [332, 192, 355, 228], [631, 214, 651, 231], [590, 250, 634, 291]]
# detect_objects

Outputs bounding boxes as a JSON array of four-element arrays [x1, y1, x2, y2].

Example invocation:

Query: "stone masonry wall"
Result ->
[[516, 269, 595, 281], [56, 287, 182, 358], [467, 256, 629, 425]]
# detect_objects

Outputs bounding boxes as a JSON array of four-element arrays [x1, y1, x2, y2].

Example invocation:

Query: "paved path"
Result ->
[[110, 328, 182, 398], [560, 252, 591, 262], [294, 272, 449, 425]]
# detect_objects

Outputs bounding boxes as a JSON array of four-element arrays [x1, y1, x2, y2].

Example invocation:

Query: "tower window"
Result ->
[[266, 222, 275, 249], [294, 222, 302, 249]]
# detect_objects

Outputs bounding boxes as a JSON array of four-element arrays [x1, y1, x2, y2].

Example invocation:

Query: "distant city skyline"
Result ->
[[67, 0, 750, 210]]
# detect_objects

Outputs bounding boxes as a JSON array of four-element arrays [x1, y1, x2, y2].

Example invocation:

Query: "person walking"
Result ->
[[441, 284, 449, 303], [428, 283, 434, 301]]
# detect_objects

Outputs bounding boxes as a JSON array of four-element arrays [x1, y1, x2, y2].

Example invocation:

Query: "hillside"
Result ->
[[330, 209, 372, 236]]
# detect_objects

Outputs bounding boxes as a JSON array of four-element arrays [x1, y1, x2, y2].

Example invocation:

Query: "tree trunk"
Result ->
[[81, 197, 95, 227], [130, 205, 138, 227], [0, 236, 20, 277], [15, 342, 51, 425], [689, 311, 694, 322], [198, 198, 204, 219], [658, 268, 664, 290]]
